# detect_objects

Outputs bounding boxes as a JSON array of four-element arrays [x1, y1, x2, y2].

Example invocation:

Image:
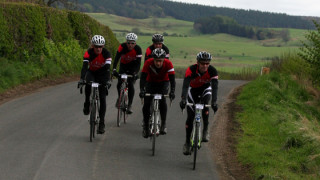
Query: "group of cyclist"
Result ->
[[79, 33, 219, 155]]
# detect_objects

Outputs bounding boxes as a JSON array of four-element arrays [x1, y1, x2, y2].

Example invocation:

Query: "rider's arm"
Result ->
[[113, 51, 121, 70], [211, 79, 218, 104], [169, 74, 175, 93], [140, 72, 147, 90], [80, 61, 88, 80], [181, 76, 191, 100]]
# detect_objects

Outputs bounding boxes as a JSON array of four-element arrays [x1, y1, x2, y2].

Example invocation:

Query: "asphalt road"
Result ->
[[0, 79, 247, 180]]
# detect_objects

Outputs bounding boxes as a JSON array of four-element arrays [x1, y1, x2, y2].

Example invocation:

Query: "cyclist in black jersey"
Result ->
[[112, 33, 142, 114], [144, 34, 170, 61], [179, 51, 219, 155], [79, 35, 112, 134]]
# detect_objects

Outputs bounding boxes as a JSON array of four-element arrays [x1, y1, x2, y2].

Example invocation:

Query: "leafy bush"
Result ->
[[299, 20, 320, 86]]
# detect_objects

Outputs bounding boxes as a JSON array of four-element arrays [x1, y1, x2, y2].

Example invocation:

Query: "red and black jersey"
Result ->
[[83, 48, 112, 71], [185, 64, 218, 88], [142, 58, 175, 82], [113, 43, 142, 74], [144, 44, 170, 61], [80, 48, 112, 80]]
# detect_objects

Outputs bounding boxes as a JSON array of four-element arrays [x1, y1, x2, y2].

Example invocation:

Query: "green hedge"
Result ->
[[0, 3, 119, 92]]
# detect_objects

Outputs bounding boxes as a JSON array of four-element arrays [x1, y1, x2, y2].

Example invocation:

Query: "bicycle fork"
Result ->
[[191, 111, 202, 149], [150, 100, 161, 135]]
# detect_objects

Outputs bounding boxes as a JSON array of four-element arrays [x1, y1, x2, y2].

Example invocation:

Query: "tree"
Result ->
[[39, 0, 78, 10], [299, 20, 320, 86]]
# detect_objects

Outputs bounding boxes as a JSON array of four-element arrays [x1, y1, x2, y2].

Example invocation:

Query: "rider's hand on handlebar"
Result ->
[[139, 90, 146, 98], [169, 91, 175, 100], [78, 79, 85, 86], [112, 69, 119, 78], [179, 99, 186, 109], [211, 103, 218, 113]]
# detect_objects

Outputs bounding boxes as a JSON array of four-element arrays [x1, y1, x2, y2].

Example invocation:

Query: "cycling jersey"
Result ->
[[141, 58, 175, 82], [181, 64, 218, 103], [81, 48, 111, 79], [144, 44, 170, 61], [113, 43, 142, 74]]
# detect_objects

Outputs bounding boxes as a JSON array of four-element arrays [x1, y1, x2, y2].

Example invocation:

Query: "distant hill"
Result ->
[[77, 0, 316, 29]]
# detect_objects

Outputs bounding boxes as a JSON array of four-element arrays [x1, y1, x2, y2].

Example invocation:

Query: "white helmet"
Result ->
[[126, 33, 138, 41], [91, 35, 105, 46]]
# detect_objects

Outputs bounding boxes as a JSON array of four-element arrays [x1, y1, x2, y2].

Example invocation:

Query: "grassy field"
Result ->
[[87, 13, 308, 74]]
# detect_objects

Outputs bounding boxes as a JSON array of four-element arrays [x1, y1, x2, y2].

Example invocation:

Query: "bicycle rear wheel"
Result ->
[[193, 123, 200, 170], [117, 91, 124, 127], [90, 101, 96, 142]]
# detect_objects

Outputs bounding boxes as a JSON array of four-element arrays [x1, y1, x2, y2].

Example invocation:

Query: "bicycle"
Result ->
[[142, 93, 171, 156], [114, 73, 133, 127], [184, 102, 211, 170], [78, 81, 101, 142]]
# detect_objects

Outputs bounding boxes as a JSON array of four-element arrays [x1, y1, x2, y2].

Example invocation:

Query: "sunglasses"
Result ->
[[94, 45, 103, 48], [127, 42, 135, 45], [199, 62, 210, 65]]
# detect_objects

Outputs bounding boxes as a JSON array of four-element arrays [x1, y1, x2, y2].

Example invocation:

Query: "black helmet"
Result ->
[[152, 48, 166, 58], [196, 51, 212, 62], [152, 34, 164, 43]]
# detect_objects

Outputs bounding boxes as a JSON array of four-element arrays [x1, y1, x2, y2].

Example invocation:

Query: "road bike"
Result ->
[[78, 81, 101, 142], [185, 102, 211, 170], [143, 93, 171, 156], [116, 74, 133, 127]]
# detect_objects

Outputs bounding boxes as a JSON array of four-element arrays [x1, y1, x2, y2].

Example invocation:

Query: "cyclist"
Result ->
[[112, 33, 142, 114], [144, 34, 170, 61], [179, 51, 219, 155], [139, 48, 176, 138], [79, 35, 112, 134]]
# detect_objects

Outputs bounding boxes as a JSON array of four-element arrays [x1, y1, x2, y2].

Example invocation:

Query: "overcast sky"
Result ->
[[169, 0, 320, 17]]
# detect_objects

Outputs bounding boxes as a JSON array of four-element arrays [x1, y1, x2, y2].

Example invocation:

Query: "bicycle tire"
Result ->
[[193, 123, 200, 170], [123, 89, 128, 123], [90, 100, 96, 142], [117, 91, 123, 127], [152, 111, 159, 156]]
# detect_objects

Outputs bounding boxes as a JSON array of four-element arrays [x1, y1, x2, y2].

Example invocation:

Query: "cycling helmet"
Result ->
[[196, 51, 212, 62], [152, 34, 164, 43], [152, 48, 166, 59], [126, 33, 138, 41], [91, 35, 105, 46]]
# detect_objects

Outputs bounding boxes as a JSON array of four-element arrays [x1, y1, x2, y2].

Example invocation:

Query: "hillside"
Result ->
[[0, 2, 119, 92], [77, 0, 316, 29]]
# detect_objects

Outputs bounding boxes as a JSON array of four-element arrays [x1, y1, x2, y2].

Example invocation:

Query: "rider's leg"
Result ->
[[159, 82, 169, 134], [83, 71, 94, 115], [127, 78, 135, 113], [142, 96, 152, 138], [201, 89, 212, 142]]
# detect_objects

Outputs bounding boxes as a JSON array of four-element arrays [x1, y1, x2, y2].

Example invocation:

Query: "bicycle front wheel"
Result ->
[[123, 90, 128, 124], [90, 101, 97, 142], [117, 91, 124, 127], [193, 123, 200, 170], [152, 111, 159, 156]]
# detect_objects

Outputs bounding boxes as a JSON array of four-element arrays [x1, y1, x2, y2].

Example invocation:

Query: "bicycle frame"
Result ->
[[186, 102, 211, 170], [117, 74, 132, 127], [144, 93, 170, 156]]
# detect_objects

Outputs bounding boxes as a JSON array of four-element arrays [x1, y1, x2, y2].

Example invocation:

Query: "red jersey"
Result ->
[[83, 48, 112, 71], [116, 43, 142, 64], [185, 64, 218, 88], [142, 58, 175, 82]]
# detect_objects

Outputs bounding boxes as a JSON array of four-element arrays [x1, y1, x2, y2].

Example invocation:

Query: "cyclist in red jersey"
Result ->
[[144, 34, 170, 61], [179, 51, 219, 155], [112, 33, 142, 114], [79, 35, 112, 134], [139, 48, 176, 138]]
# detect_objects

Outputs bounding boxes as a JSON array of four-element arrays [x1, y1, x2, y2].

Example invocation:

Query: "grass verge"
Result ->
[[235, 72, 320, 179]]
